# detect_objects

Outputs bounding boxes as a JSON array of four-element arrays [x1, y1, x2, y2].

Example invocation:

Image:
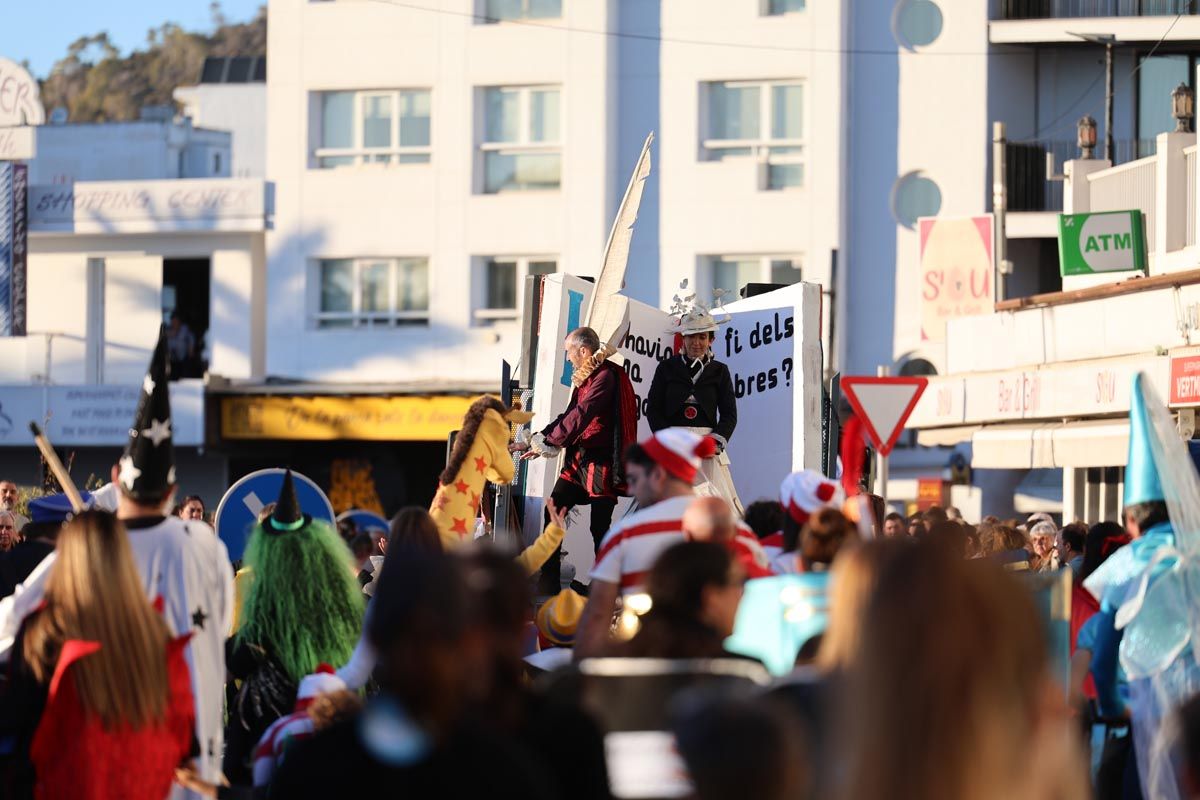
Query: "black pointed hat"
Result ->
[[262, 469, 311, 534], [119, 327, 174, 502]]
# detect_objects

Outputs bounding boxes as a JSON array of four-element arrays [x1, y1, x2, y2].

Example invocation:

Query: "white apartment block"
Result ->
[[886, 2, 1200, 519], [29, 114, 231, 185], [175, 56, 269, 178], [264, 0, 844, 388]]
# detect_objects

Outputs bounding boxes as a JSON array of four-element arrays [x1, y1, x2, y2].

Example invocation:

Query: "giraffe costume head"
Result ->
[[431, 395, 533, 549]]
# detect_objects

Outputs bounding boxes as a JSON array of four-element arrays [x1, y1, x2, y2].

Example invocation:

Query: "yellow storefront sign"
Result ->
[[221, 394, 479, 441]]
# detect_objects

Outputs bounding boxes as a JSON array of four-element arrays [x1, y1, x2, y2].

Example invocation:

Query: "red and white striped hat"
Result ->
[[642, 428, 718, 484], [779, 470, 844, 525], [297, 663, 346, 700]]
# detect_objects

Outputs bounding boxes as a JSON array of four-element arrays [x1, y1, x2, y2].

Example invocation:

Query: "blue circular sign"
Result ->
[[214, 468, 336, 562], [337, 509, 390, 536]]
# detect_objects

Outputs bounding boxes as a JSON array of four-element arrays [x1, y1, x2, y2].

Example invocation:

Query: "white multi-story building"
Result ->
[[175, 56, 269, 178], [885, 2, 1200, 520], [29, 111, 232, 185], [245, 0, 848, 507], [0, 61, 267, 504]]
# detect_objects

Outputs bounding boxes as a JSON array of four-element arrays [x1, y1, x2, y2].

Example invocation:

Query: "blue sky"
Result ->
[[0, 1, 265, 78]]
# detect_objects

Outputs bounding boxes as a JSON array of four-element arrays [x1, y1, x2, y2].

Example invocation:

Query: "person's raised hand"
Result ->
[[547, 498, 568, 529]]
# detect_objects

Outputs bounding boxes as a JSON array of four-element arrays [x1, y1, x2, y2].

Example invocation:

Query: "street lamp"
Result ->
[[1172, 82, 1194, 133], [1078, 115, 1097, 159]]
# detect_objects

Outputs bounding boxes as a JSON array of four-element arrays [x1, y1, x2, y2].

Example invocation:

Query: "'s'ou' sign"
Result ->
[[1057, 210, 1148, 276]]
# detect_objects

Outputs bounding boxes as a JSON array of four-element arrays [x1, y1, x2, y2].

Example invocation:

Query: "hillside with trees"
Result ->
[[38, 2, 265, 123]]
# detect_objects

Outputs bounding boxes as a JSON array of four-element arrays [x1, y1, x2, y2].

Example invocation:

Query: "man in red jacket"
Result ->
[[515, 327, 637, 592]]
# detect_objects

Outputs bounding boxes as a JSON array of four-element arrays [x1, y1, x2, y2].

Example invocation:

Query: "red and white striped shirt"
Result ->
[[252, 704, 317, 789], [591, 495, 693, 595]]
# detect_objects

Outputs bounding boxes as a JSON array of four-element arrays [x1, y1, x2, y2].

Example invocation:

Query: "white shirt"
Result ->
[[591, 495, 692, 595]]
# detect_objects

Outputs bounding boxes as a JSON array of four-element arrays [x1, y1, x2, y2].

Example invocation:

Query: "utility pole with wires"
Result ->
[[1068, 32, 1117, 162], [1104, 37, 1114, 162]]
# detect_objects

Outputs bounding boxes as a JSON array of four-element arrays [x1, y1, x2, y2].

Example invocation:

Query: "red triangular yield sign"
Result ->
[[841, 376, 928, 457]]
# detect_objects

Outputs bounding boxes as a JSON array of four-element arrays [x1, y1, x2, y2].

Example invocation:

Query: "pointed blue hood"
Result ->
[[1125, 372, 1165, 507]]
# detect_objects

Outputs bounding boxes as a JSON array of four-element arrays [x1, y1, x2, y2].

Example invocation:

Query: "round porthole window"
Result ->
[[890, 171, 942, 229], [892, 0, 944, 50]]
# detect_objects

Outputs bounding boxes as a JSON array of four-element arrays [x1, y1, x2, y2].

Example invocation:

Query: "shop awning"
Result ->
[[971, 419, 1129, 469], [916, 425, 980, 447], [1013, 469, 1064, 515], [218, 393, 481, 442]]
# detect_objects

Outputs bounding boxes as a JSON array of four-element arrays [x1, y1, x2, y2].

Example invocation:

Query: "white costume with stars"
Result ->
[[0, 513, 233, 795]]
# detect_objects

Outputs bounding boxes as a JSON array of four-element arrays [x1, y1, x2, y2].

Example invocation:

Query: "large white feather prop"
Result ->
[[572, 132, 654, 386]]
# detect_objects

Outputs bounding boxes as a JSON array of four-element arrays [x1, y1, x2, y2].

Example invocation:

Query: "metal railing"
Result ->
[[998, 0, 1197, 18], [1007, 141, 1071, 211], [1187, 145, 1197, 247], [1005, 139, 1148, 212], [1087, 156, 1158, 251]]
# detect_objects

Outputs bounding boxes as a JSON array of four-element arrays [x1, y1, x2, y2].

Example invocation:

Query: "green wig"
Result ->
[[235, 518, 364, 683]]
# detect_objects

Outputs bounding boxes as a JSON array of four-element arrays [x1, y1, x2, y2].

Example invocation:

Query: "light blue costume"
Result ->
[[1084, 373, 1200, 800], [724, 571, 829, 676]]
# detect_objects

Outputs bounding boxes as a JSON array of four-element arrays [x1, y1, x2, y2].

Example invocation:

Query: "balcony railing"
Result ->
[[1088, 155, 1158, 250], [1187, 144, 1197, 247], [998, 0, 1197, 18], [1007, 141, 1070, 211], [1005, 139, 1146, 212]]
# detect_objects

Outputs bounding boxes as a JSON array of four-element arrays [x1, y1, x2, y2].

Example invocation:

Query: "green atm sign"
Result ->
[[1058, 210, 1147, 276]]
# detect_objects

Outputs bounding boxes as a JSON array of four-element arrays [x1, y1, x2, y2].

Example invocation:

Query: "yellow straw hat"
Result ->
[[536, 588, 587, 647]]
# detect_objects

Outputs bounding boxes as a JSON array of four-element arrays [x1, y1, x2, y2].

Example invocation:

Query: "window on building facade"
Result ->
[[763, 0, 805, 14], [315, 90, 432, 168], [703, 80, 804, 190], [481, 86, 562, 192], [316, 257, 430, 328], [705, 255, 802, 298], [475, 257, 557, 324], [481, 0, 562, 22], [1137, 53, 1194, 157]]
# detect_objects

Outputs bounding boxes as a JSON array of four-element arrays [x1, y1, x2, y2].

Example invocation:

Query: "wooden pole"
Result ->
[[29, 422, 85, 512]]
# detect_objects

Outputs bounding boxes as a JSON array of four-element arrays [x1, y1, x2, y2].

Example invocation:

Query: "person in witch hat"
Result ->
[[0, 327, 234, 800], [1084, 373, 1200, 800], [223, 469, 364, 787]]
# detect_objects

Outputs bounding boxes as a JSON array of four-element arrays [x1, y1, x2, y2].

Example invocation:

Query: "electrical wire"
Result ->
[[1131, 0, 1194, 76], [1014, 1, 1196, 142], [1012, 70, 1105, 142], [356, 0, 1195, 143], [359, 0, 1034, 57]]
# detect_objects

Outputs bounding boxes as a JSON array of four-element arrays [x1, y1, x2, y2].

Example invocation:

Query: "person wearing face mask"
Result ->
[[648, 294, 741, 514]]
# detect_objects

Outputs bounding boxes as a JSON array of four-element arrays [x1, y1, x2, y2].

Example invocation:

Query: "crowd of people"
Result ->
[[1, 328, 1199, 800]]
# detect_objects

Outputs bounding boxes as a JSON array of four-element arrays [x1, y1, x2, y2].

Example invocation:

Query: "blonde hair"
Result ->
[[23, 511, 171, 728], [837, 544, 1058, 800], [816, 540, 906, 671]]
